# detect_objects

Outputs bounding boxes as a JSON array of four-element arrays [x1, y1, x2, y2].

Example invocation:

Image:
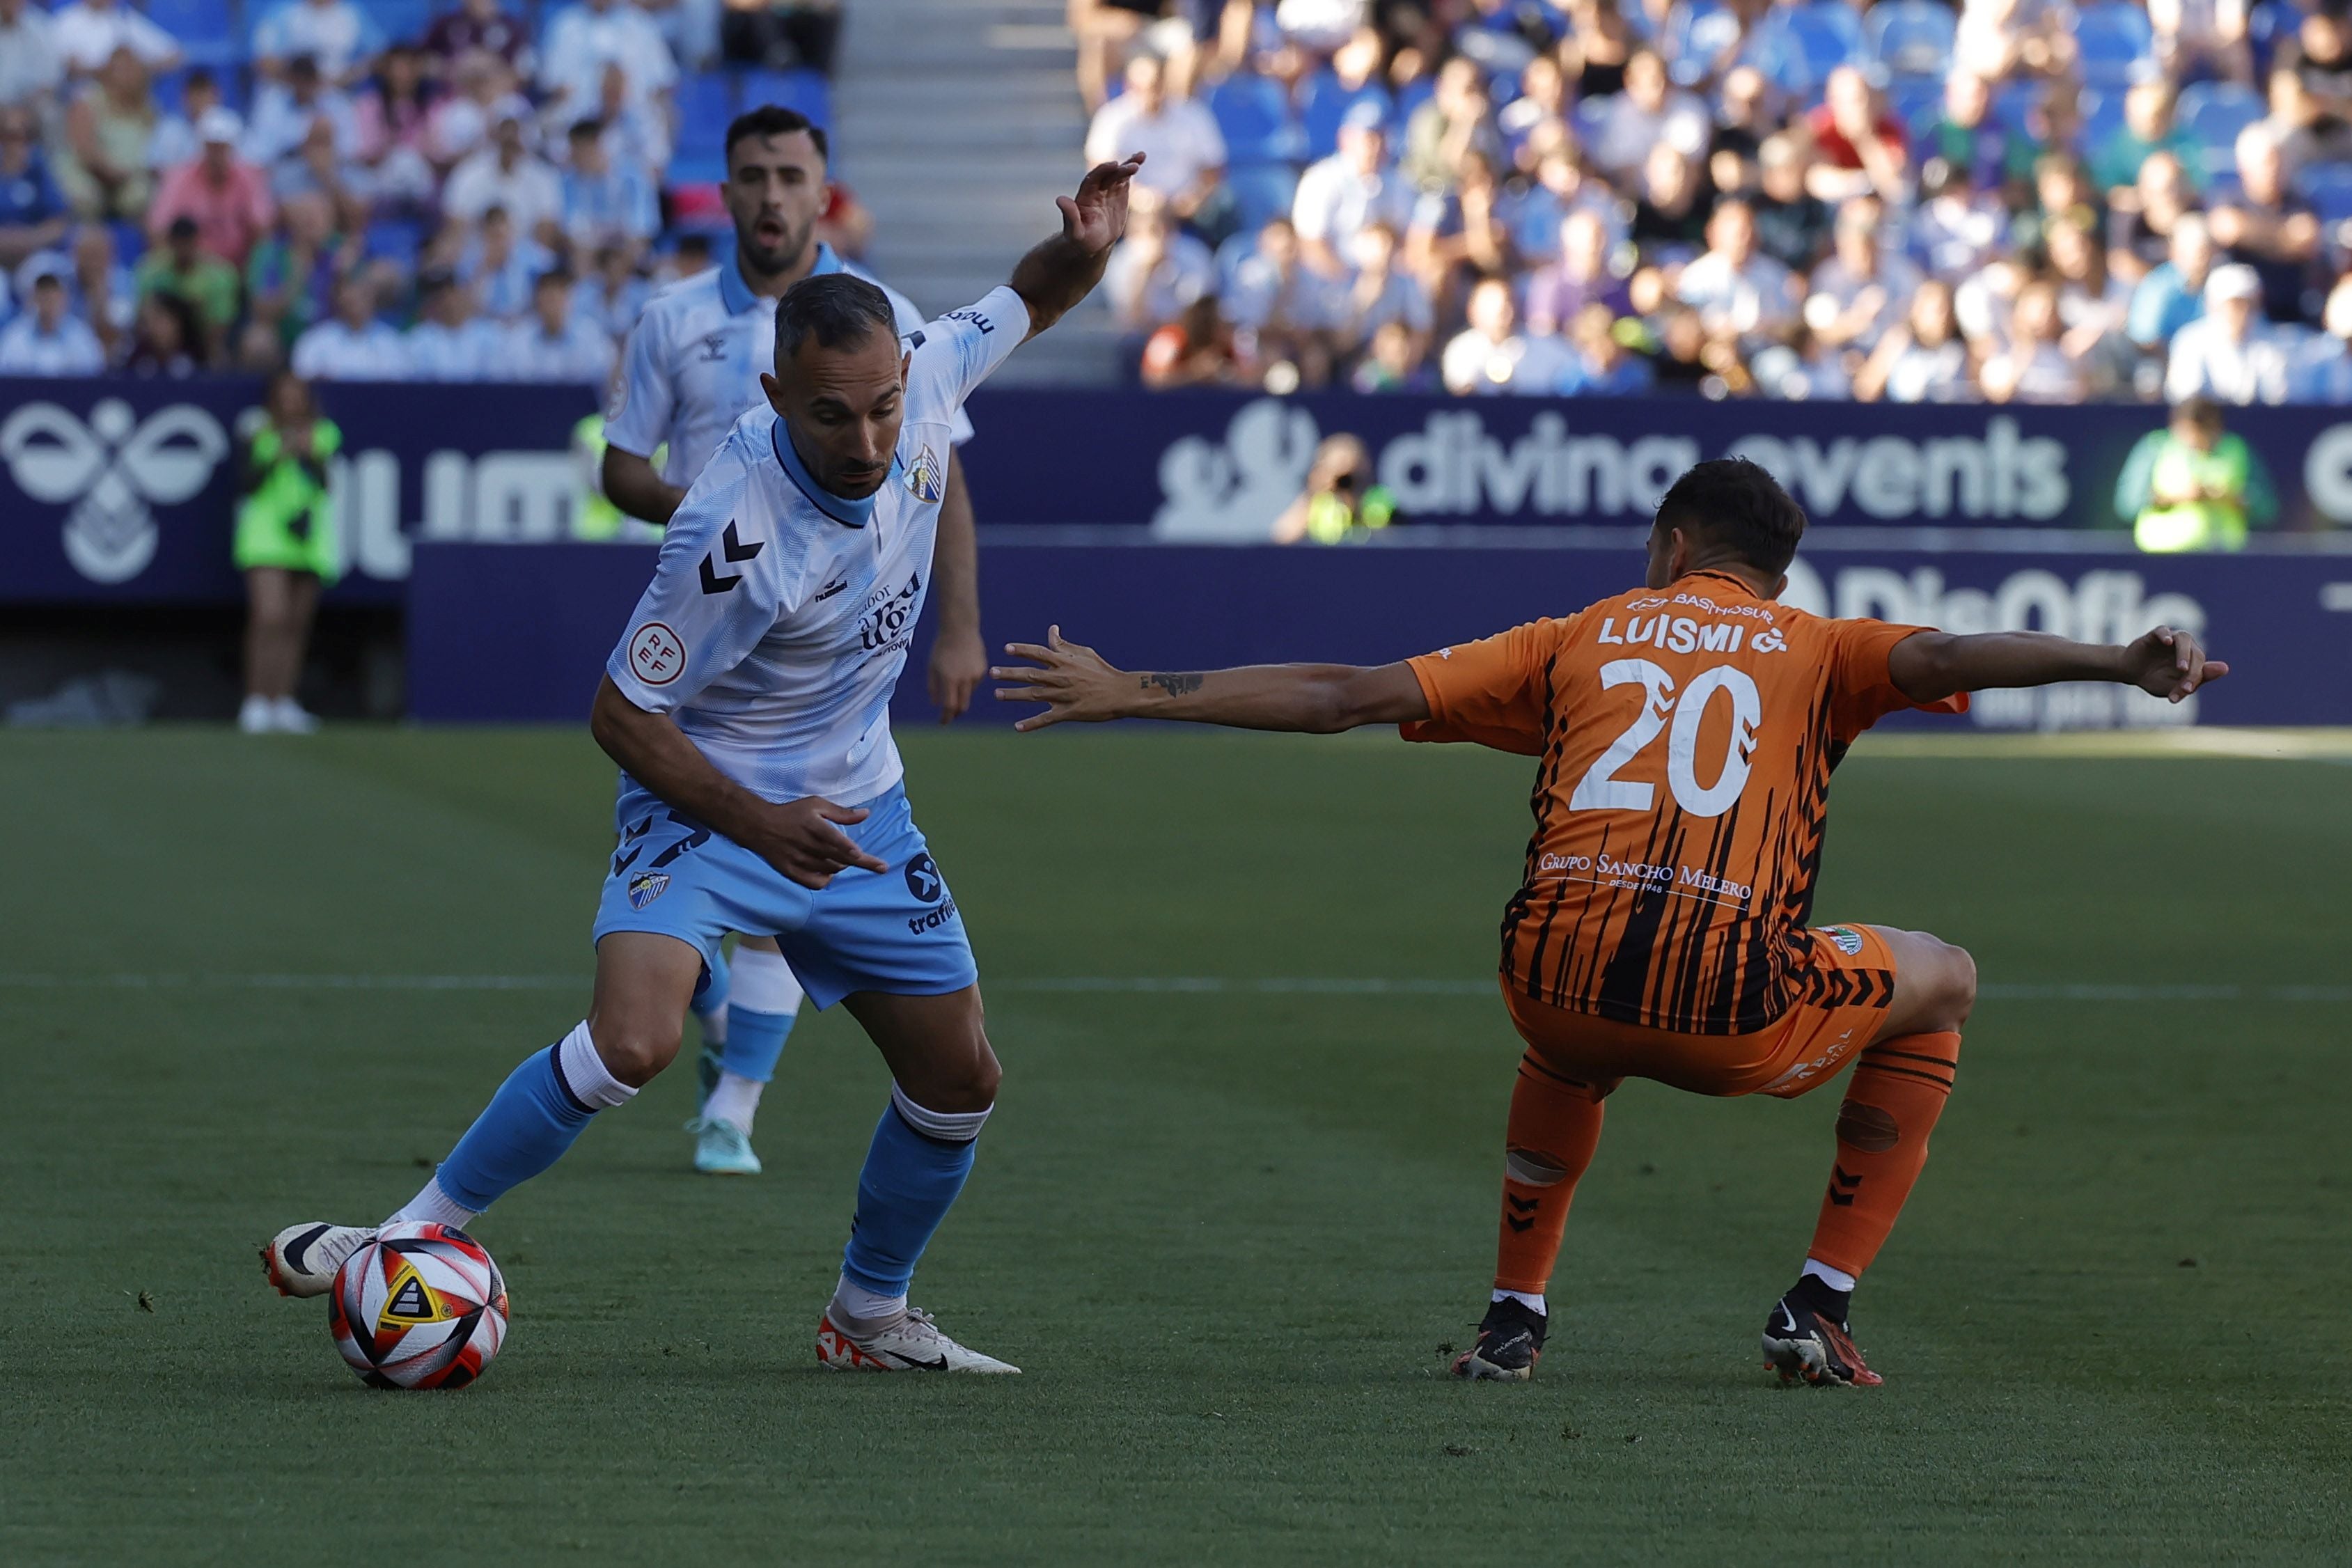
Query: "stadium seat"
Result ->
[[1223, 161, 1299, 234], [1888, 74, 1943, 141], [1865, 0, 1955, 79], [671, 68, 733, 181], [2300, 162, 2352, 222], [1296, 70, 1391, 162], [356, 0, 437, 47], [2250, 0, 2305, 75], [2079, 86, 2129, 152], [145, 0, 242, 70], [1785, 1, 1867, 84], [1208, 72, 1303, 164], [1394, 75, 1436, 123], [1991, 79, 2043, 137], [2074, 2, 2156, 88], [739, 65, 830, 129], [1668, 0, 1736, 85], [2179, 81, 2267, 176], [363, 218, 423, 266]]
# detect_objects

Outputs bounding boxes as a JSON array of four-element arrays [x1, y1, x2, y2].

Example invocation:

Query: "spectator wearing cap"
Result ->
[[2129, 212, 2218, 354], [405, 267, 500, 378], [423, 0, 530, 72], [0, 0, 67, 120], [54, 47, 161, 220], [1586, 49, 1709, 181], [0, 260, 105, 373], [538, 0, 677, 129], [49, 0, 179, 80], [456, 203, 552, 318], [1083, 54, 1227, 228], [444, 111, 561, 243], [0, 105, 69, 267], [505, 266, 615, 383], [1805, 67, 1908, 207], [134, 213, 241, 356], [559, 119, 659, 260], [1294, 104, 1416, 281], [150, 109, 275, 267], [2209, 124, 2321, 323], [1441, 275, 1575, 395], [291, 273, 407, 378], [1103, 195, 1216, 335], [2166, 263, 2294, 404], [253, 0, 384, 86], [1675, 197, 1798, 348]]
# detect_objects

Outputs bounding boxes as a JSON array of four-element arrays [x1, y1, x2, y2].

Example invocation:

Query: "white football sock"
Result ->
[[1801, 1258, 1858, 1293], [1491, 1287, 1547, 1316], [831, 1274, 907, 1330], [560, 1021, 636, 1110], [729, 946, 805, 1014], [390, 1175, 478, 1230], [703, 1069, 762, 1133]]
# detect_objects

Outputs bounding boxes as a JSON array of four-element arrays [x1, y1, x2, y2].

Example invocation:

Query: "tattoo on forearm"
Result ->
[[1140, 672, 1204, 697]]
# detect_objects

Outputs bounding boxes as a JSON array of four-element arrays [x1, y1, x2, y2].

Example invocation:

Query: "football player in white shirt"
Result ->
[[604, 104, 994, 1178], [262, 152, 1147, 1376]]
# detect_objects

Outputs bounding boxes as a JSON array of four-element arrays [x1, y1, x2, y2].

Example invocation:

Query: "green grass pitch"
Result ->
[[3, 726, 2347, 1565]]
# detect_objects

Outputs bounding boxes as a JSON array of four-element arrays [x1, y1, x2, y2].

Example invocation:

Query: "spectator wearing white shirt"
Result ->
[[559, 117, 657, 259], [50, 0, 179, 78], [503, 265, 615, 383], [1083, 54, 1226, 226], [244, 56, 362, 168], [538, 0, 675, 125], [0, 263, 105, 372], [403, 268, 501, 379], [1585, 49, 1709, 182], [1292, 104, 1416, 279], [291, 274, 408, 379], [1103, 196, 1215, 334], [1855, 279, 1980, 404], [1675, 199, 1800, 348], [443, 112, 562, 243], [0, 0, 68, 117], [148, 66, 221, 173], [455, 203, 553, 317], [251, 0, 384, 86], [2165, 263, 2294, 405], [1441, 275, 1574, 395]]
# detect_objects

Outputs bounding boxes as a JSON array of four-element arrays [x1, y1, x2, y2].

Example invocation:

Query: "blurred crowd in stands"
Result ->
[[1077, 0, 2352, 402], [0, 0, 845, 379]]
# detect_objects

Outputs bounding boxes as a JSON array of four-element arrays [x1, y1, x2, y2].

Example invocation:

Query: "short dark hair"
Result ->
[[2174, 394, 2225, 431], [774, 273, 895, 363], [725, 105, 829, 166], [1652, 457, 1808, 576]]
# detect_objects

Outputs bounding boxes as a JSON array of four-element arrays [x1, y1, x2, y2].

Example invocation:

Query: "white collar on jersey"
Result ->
[[718, 242, 847, 316]]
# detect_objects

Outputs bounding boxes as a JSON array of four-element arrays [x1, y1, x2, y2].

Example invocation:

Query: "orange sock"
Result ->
[[1492, 1051, 1613, 1296], [1806, 1032, 1961, 1279]]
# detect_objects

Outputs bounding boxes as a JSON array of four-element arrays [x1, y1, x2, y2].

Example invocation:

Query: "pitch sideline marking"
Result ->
[[0, 974, 2345, 1003]]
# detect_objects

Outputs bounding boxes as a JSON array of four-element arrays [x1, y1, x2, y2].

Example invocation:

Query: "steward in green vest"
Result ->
[[2112, 396, 2277, 553]]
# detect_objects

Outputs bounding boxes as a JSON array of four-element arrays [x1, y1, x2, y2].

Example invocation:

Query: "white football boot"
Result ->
[[816, 1306, 1020, 1374], [260, 1221, 375, 1298]]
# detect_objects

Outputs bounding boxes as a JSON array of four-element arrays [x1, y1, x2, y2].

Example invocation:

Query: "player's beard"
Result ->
[[737, 212, 818, 286]]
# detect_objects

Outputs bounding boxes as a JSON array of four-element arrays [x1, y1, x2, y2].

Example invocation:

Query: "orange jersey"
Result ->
[[1403, 569, 1964, 1035]]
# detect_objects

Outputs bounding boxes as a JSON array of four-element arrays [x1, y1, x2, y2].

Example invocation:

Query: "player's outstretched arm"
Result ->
[[1888, 625, 2229, 705], [1008, 153, 1146, 341], [991, 627, 1431, 733], [590, 676, 888, 888]]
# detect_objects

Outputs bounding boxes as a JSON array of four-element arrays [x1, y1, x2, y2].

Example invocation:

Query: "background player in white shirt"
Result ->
[[603, 104, 994, 1177], [262, 152, 1147, 1376]]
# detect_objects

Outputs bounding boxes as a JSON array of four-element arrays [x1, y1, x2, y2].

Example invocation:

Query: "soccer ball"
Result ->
[[329, 1222, 509, 1389]]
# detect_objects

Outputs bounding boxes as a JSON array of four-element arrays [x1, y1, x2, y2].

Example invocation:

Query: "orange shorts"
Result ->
[[1500, 924, 1899, 1101]]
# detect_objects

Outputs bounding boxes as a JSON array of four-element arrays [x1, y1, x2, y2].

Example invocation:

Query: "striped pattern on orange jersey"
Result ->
[[1402, 570, 1961, 1035]]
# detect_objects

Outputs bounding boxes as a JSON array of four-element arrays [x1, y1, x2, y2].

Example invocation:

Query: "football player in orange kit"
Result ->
[[991, 458, 2229, 1388]]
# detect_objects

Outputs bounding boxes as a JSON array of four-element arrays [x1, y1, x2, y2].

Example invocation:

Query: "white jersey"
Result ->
[[606, 244, 973, 488], [604, 286, 1026, 809]]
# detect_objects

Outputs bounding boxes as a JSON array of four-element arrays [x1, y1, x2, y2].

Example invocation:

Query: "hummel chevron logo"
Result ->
[[814, 577, 849, 602], [698, 521, 765, 594], [1828, 1165, 1863, 1207]]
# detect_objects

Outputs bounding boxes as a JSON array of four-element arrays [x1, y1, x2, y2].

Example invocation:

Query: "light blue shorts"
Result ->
[[589, 782, 977, 1010]]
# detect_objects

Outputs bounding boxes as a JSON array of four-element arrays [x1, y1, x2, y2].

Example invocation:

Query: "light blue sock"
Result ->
[[690, 946, 730, 1028], [838, 1087, 989, 1298], [719, 1007, 795, 1083], [434, 1024, 635, 1214]]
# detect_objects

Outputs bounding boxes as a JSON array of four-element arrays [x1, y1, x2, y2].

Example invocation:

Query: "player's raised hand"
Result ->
[[991, 627, 1127, 730], [2122, 625, 2229, 702], [746, 797, 891, 888], [1058, 153, 1145, 255]]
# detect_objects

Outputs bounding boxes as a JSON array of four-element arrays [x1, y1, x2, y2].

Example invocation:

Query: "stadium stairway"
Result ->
[[833, 0, 1122, 384]]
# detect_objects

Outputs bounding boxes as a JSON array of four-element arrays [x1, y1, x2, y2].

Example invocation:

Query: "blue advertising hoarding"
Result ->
[[407, 538, 2352, 729]]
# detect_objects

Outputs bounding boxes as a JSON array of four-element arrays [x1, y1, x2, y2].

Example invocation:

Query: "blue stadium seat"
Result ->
[[1208, 72, 1303, 164], [668, 71, 732, 183], [1296, 70, 1391, 162], [738, 65, 830, 129], [363, 218, 423, 266], [108, 219, 146, 265], [2178, 80, 2267, 176], [2079, 86, 2129, 152], [1991, 79, 2043, 137], [1865, 0, 1954, 79], [2300, 162, 2352, 222], [144, 0, 242, 69], [2250, 0, 2305, 75], [356, 0, 437, 47], [1888, 73, 1943, 141], [2074, 2, 2156, 89], [1666, 0, 1734, 85], [1785, 1, 1865, 84], [1223, 161, 1299, 233], [1394, 75, 1435, 123]]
